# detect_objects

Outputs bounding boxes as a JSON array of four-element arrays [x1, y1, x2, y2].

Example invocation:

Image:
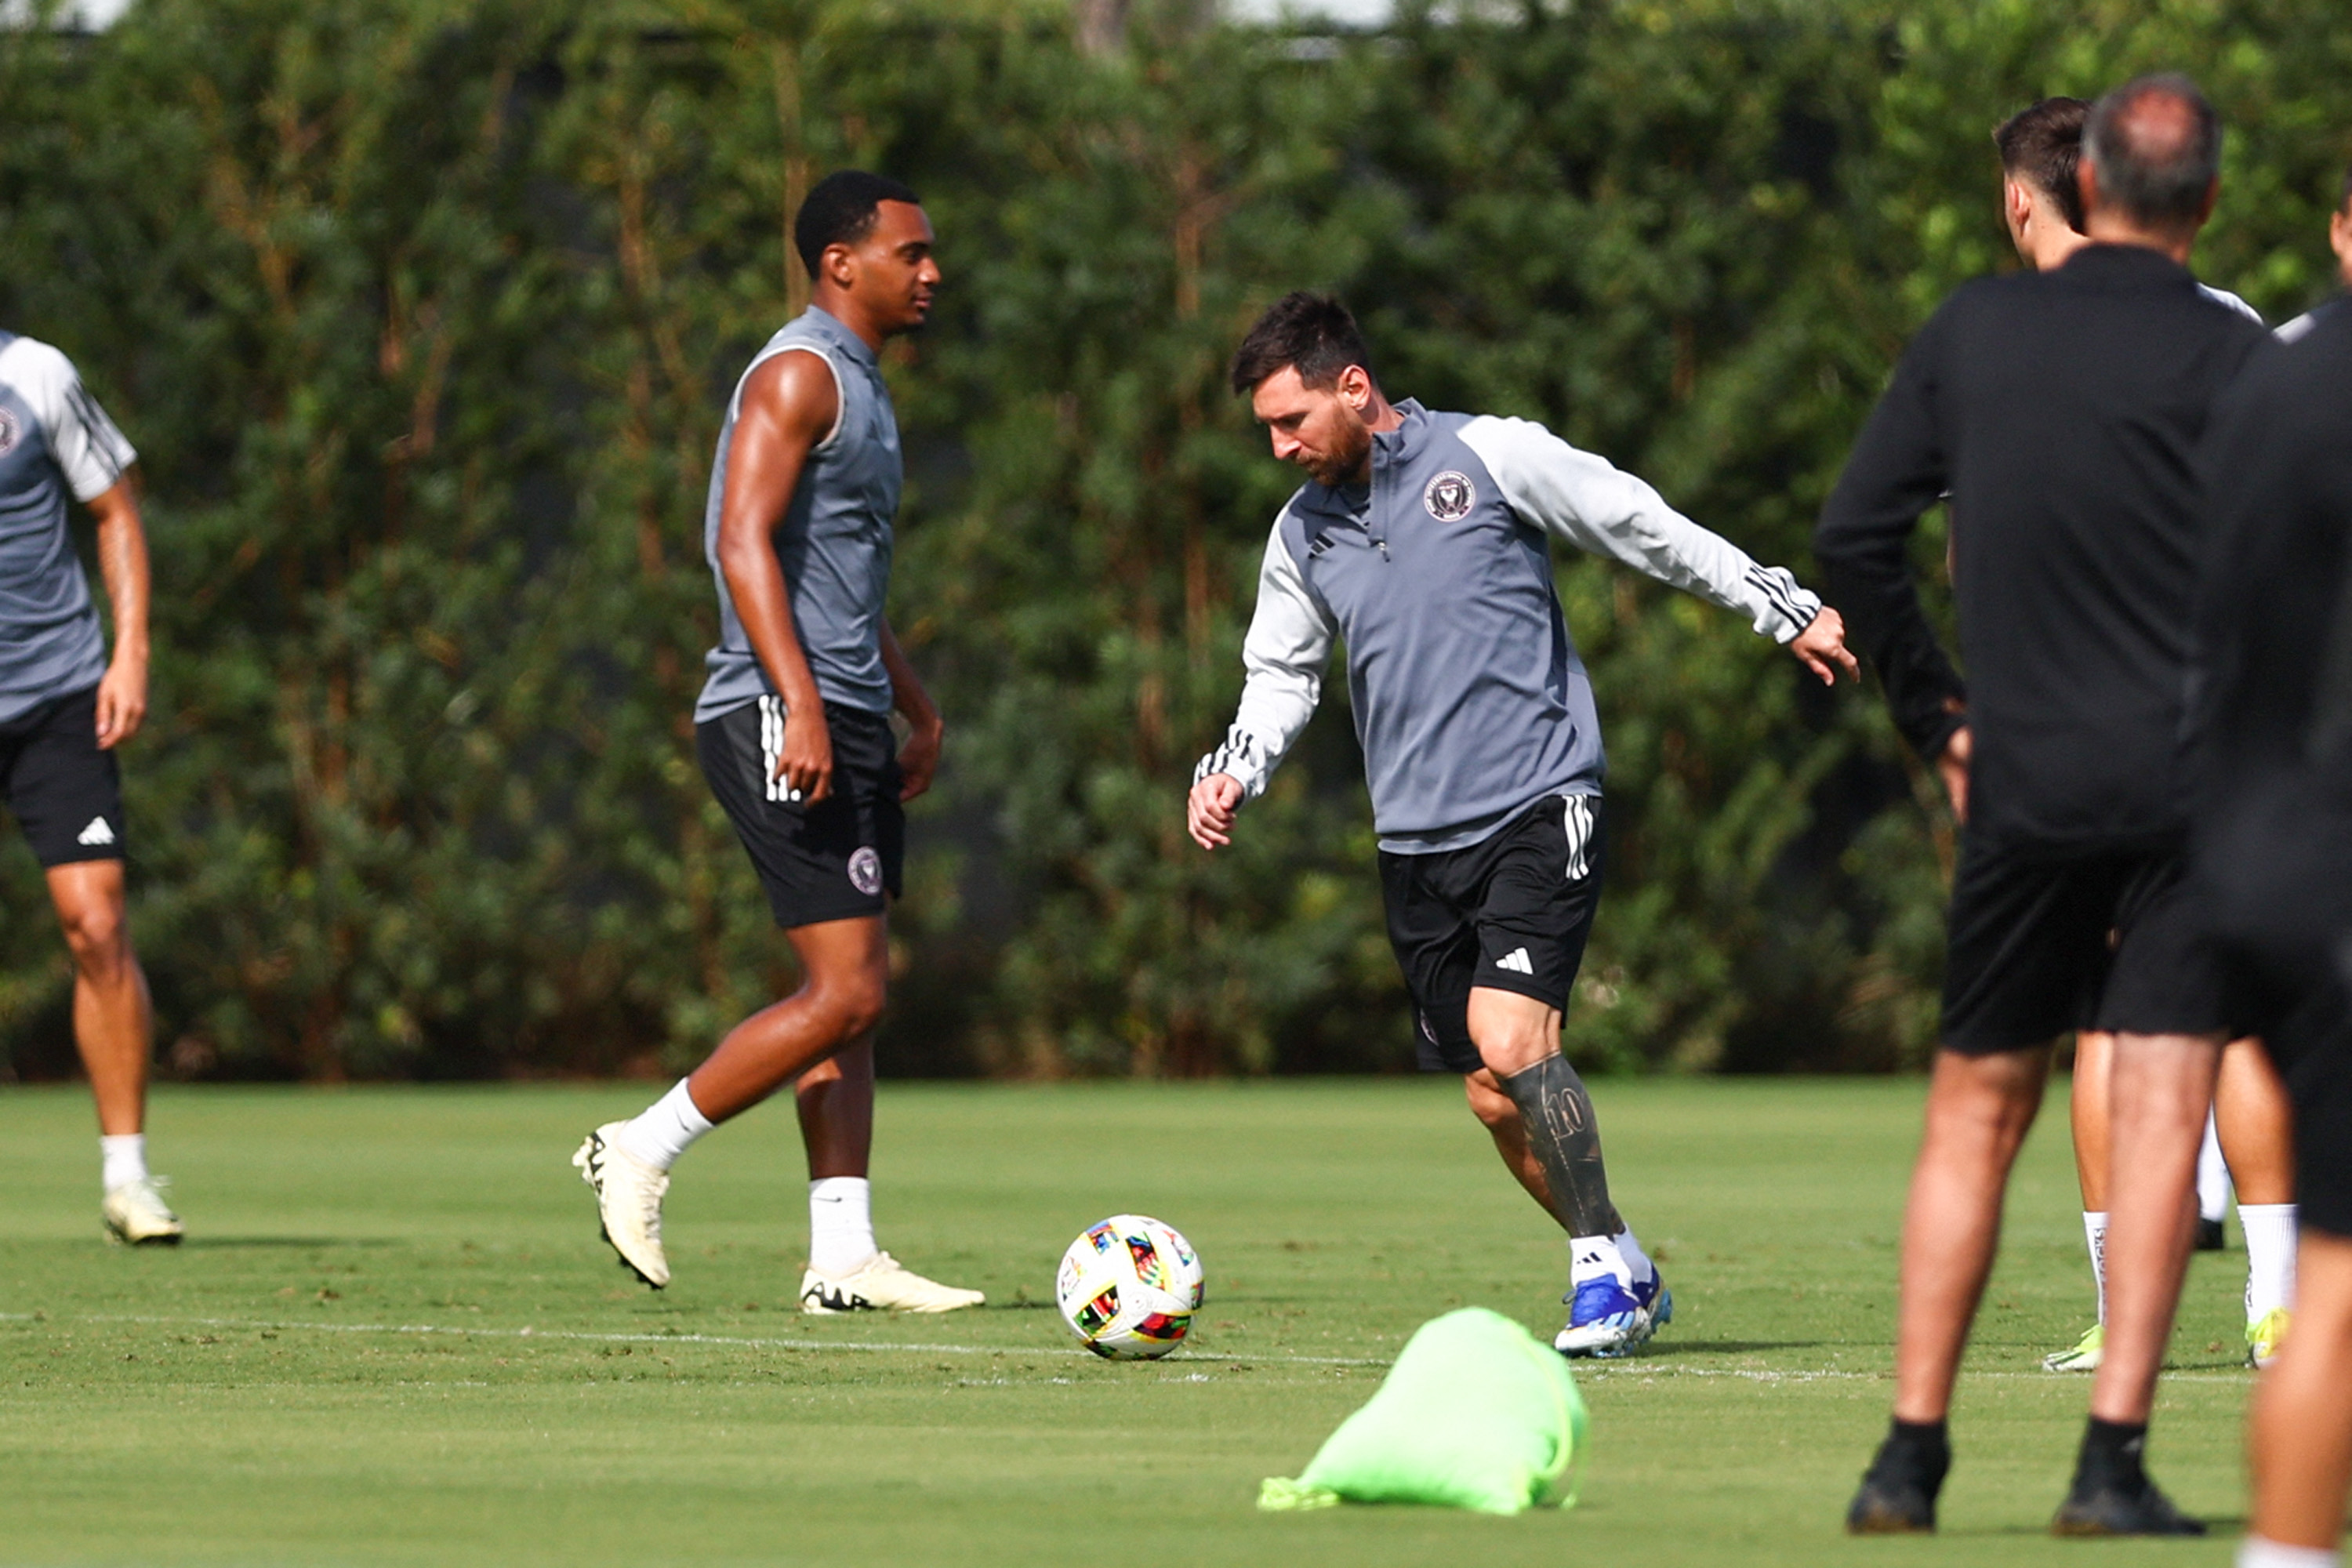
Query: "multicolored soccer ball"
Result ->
[[1054, 1214, 1205, 1360]]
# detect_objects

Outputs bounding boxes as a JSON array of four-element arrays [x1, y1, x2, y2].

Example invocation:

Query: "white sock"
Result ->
[[808, 1177, 876, 1275], [2241, 1202, 2299, 1321], [612, 1080, 713, 1173], [1570, 1232, 1630, 1289], [2084, 1210, 2110, 1326], [100, 1134, 147, 1193], [2237, 1537, 2340, 1568], [2198, 1112, 2232, 1223], [1613, 1225, 1657, 1287]]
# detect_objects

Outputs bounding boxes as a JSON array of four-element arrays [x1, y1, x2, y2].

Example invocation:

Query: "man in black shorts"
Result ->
[[572, 172, 979, 1312], [2190, 287, 2352, 1568], [1819, 76, 2264, 1535], [0, 329, 174, 1245], [1189, 292, 1854, 1356]]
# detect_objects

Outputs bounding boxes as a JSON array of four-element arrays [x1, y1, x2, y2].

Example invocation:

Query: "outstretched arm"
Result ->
[[1813, 319, 1969, 775], [1188, 515, 1334, 851], [715, 350, 840, 803], [1458, 416, 1857, 684]]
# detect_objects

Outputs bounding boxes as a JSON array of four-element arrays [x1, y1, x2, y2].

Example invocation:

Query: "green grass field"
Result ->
[[0, 1078, 2256, 1566]]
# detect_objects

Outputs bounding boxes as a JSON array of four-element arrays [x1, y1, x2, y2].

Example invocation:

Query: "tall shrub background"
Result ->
[[2, 0, 2347, 1080]]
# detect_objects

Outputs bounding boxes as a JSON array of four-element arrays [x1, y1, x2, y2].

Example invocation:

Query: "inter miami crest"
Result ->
[[1422, 470, 1475, 521], [848, 845, 884, 897]]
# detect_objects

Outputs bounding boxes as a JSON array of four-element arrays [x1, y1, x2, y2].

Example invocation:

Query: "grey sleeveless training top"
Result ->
[[695, 307, 900, 722]]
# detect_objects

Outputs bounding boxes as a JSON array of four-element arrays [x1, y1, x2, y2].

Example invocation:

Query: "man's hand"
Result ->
[[1187, 772, 1245, 851], [898, 715, 942, 802], [1789, 607, 1861, 685], [778, 706, 835, 804], [94, 649, 146, 750], [1937, 724, 1971, 824]]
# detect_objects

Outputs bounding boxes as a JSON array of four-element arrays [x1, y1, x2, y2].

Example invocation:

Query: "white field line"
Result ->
[[0, 1312, 2256, 1383]]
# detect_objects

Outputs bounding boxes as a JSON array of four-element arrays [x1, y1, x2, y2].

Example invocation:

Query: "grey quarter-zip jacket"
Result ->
[[1196, 399, 1823, 854]]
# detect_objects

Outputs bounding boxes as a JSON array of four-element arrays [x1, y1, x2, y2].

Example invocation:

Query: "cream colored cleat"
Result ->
[[572, 1123, 670, 1289], [800, 1251, 985, 1314], [102, 1176, 182, 1246]]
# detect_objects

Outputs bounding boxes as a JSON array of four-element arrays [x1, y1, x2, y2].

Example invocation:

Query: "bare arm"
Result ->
[[715, 350, 840, 802], [87, 474, 149, 750], [878, 617, 942, 801]]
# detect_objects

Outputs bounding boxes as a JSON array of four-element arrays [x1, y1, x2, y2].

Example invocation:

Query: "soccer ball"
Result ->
[[1054, 1214, 1205, 1360]]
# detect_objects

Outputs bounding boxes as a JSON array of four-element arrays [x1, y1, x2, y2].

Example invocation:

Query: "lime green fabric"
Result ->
[[1258, 1307, 1587, 1515]]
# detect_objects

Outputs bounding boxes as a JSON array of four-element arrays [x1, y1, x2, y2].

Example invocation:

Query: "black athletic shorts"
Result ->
[[0, 686, 125, 867], [1941, 833, 2229, 1054], [2255, 987, 2352, 1239], [1379, 793, 1604, 1075], [698, 696, 903, 929]]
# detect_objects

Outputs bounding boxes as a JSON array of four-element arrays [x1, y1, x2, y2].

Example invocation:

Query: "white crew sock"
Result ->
[[2083, 1210, 2110, 1326], [808, 1177, 877, 1275], [612, 1080, 713, 1173], [100, 1134, 147, 1194], [2241, 1202, 2299, 1321], [2198, 1112, 2232, 1223], [2238, 1537, 2340, 1568], [1613, 1225, 1657, 1287], [1569, 1232, 1631, 1289]]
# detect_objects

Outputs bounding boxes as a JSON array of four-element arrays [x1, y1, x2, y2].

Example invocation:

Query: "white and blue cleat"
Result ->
[[1555, 1270, 1671, 1359]]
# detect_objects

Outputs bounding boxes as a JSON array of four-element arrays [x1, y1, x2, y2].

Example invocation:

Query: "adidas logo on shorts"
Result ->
[[1494, 946, 1534, 975], [76, 817, 115, 848]]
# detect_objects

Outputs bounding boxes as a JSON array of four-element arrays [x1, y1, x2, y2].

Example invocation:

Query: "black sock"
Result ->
[[2074, 1417, 2149, 1492], [1873, 1417, 1951, 1493]]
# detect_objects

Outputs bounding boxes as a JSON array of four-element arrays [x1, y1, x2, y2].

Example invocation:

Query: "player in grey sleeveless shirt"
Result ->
[[574, 172, 980, 1313]]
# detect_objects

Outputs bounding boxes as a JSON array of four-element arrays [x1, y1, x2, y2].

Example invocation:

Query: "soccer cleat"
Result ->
[[1554, 1269, 1670, 1359], [2247, 1307, 2289, 1370], [101, 1176, 182, 1246], [2049, 1478, 2205, 1537], [2042, 1321, 2104, 1373], [572, 1123, 669, 1289], [800, 1251, 985, 1314], [1846, 1432, 1947, 1534], [2194, 1215, 2227, 1252]]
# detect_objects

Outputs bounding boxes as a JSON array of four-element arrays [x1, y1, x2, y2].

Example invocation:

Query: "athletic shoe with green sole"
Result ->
[[101, 1176, 182, 1246], [2247, 1307, 2289, 1369], [2042, 1321, 2103, 1373]]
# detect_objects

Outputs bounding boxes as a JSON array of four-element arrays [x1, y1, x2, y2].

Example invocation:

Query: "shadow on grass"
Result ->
[[179, 1237, 398, 1250], [1639, 1339, 1828, 1356]]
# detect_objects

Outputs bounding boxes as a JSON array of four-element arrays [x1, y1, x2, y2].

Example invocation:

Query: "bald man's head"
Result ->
[[2084, 74, 2221, 241]]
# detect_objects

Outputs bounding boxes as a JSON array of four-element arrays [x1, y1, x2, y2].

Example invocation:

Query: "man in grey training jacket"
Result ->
[[573, 171, 980, 1313], [1188, 292, 1856, 1356], [0, 330, 174, 1247]]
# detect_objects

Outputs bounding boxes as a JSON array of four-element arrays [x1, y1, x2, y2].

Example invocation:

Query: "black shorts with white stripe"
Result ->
[[0, 684, 125, 867], [697, 697, 903, 929], [1377, 793, 1605, 1075]]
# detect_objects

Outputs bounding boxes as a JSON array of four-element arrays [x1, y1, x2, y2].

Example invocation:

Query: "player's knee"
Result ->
[[1463, 1071, 1517, 1131], [56, 895, 130, 971], [818, 976, 887, 1040]]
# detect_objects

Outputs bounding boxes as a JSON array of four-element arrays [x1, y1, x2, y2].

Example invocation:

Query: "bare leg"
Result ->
[[2248, 1229, 2352, 1549], [2217, 1036, 2296, 1206], [688, 915, 887, 1123], [796, 1036, 876, 1180], [2071, 1031, 2113, 1211], [1465, 1065, 1555, 1219], [2091, 1031, 2223, 1424], [1893, 1046, 2050, 1421], [47, 861, 151, 1138]]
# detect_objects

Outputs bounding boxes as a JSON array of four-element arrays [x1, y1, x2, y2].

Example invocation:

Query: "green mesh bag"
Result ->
[[1258, 1307, 1588, 1516]]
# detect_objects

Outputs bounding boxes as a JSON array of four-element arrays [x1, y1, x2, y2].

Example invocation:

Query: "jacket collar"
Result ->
[[2054, 242, 2195, 289], [1369, 398, 1431, 469]]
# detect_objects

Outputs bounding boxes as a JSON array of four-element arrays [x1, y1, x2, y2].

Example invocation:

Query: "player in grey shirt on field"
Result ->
[[0, 330, 175, 1245], [574, 172, 980, 1312], [1189, 293, 1855, 1355]]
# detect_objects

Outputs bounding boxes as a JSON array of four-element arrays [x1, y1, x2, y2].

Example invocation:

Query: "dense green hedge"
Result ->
[[2, 0, 2347, 1080]]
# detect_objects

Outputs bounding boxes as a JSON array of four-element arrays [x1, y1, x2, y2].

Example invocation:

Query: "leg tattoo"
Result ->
[[1500, 1051, 1621, 1238]]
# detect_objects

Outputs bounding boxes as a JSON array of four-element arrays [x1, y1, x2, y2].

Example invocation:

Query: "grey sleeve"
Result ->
[[1458, 415, 1822, 643], [1194, 514, 1333, 799], [2, 338, 136, 503]]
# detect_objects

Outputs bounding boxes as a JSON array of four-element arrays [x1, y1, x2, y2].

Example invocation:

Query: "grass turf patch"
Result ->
[[0, 1079, 2246, 1565]]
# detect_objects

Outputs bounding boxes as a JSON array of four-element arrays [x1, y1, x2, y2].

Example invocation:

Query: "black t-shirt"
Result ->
[[1816, 244, 2267, 853]]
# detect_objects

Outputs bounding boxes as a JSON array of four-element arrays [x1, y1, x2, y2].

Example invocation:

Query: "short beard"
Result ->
[[1306, 419, 1373, 488]]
